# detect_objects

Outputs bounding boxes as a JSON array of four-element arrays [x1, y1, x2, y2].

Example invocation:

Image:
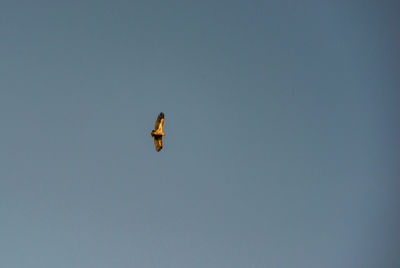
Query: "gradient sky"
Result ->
[[1, 1, 399, 267]]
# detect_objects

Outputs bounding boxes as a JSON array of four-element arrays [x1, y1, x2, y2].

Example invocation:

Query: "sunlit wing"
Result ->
[[153, 136, 163, 152], [154, 112, 164, 131]]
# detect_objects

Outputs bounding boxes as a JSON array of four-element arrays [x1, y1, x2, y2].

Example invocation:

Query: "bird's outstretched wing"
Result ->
[[154, 136, 163, 152], [154, 112, 164, 131]]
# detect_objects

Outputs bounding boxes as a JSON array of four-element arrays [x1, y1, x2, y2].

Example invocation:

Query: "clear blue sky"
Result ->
[[1, 1, 399, 267]]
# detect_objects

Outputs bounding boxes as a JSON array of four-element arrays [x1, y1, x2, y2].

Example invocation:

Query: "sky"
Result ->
[[1, 0, 399, 267]]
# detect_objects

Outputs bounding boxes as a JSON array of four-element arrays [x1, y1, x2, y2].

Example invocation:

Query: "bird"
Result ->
[[151, 112, 165, 152]]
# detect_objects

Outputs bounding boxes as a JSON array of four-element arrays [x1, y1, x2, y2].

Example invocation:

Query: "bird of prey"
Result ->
[[151, 112, 165, 152]]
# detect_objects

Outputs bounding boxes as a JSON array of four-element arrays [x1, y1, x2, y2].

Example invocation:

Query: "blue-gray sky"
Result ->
[[1, 1, 399, 267]]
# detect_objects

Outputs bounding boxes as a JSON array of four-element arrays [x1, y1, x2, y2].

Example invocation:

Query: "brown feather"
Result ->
[[154, 112, 164, 130], [153, 136, 163, 152]]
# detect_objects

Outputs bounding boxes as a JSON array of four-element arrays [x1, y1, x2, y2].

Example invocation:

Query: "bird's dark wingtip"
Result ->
[[159, 112, 164, 118]]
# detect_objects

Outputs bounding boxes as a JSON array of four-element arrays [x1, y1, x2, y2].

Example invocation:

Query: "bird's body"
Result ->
[[151, 112, 165, 152]]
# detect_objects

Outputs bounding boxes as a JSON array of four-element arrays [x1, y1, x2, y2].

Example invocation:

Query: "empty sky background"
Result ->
[[1, 1, 399, 267]]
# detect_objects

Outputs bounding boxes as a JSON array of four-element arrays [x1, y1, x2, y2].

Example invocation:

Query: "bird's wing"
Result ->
[[154, 112, 164, 131], [154, 136, 163, 152]]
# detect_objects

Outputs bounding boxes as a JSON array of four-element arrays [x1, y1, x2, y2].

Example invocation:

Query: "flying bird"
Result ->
[[151, 112, 165, 152]]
